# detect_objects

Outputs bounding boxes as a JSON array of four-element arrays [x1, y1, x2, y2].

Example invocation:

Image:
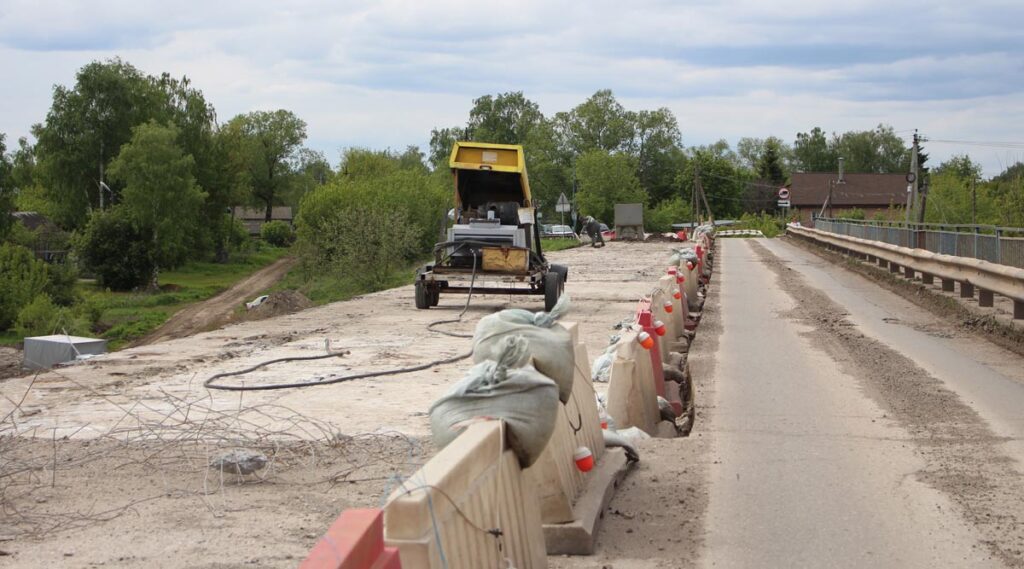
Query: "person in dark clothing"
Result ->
[[584, 216, 605, 248]]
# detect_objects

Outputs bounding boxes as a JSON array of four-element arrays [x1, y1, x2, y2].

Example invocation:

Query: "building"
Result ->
[[789, 172, 908, 224], [232, 206, 294, 236]]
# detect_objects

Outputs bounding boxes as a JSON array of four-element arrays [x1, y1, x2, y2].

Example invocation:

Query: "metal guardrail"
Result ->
[[812, 217, 1024, 269], [789, 224, 1024, 319]]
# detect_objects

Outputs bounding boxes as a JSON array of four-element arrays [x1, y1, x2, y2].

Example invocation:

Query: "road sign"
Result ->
[[778, 187, 790, 200], [778, 199, 791, 208], [555, 193, 571, 213]]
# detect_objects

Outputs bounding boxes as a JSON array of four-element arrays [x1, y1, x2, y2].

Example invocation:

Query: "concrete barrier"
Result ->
[[384, 421, 547, 568], [302, 509, 402, 569], [605, 330, 661, 435], [527, 322, 629, 555]]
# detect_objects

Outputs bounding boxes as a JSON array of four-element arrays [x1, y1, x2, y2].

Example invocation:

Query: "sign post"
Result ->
[[777, 187, 791, 209], [556, 192, 571, 227]]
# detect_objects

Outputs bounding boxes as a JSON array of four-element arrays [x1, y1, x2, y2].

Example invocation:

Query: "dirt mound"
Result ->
[[0, 346, 26, 381], [245, 290, 314, 321]]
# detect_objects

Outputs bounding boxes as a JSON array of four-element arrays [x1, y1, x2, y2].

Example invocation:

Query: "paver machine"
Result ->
[[414, 141, 567, 310]]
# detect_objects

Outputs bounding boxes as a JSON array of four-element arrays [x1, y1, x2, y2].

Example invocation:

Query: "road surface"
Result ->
[[699, 238, 1024, 568]]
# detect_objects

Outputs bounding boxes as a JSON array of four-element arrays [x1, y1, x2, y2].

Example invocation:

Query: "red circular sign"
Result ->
[[778, 187, 790, 199]]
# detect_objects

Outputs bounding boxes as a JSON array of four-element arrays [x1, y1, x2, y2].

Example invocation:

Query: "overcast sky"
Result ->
[[2, 0, 1023, 176]]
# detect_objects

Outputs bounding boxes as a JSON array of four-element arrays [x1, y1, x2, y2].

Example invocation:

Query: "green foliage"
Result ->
[[645, 197, 691, 232], [756, 137, 787, 185], [539, 238, 582, 252], [0, 243, 50, 330], [14, 294, 87, 338], [793, 124, 908, 174], [555, 89, 635, 154], [575, 150, 646, 223], [683, 142, 748, 218], [45, 260, 79, 306], [734, 212, 785, 238], [836, 208, 867, 220], [296, 161, 448, 289], [108, 121, 207, 274], [223, 109, 307, 221], [467, 92, 545, 144], [75, 209, 156, 291], [261, 220, 295, 247], [0, 133, 13, 241]]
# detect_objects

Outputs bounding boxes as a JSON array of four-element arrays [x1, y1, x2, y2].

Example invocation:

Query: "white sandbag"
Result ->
[[472, 295, 576, 402], [591, 338, 621, 383], [430, 336, 560, 467]]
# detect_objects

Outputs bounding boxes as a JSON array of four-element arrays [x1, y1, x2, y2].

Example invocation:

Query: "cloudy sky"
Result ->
[[2, 0, 1023, 176]]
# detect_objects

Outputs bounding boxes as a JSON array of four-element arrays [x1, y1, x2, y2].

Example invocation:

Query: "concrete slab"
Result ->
[[542, 448, 632, 555]]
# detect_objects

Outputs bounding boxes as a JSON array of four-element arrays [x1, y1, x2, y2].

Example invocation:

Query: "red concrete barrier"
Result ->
[[301, 509, 402, 569], [635, 299, 683, 416]]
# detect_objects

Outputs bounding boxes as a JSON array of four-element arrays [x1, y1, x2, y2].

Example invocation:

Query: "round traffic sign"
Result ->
[[778, 187, 790, 200]]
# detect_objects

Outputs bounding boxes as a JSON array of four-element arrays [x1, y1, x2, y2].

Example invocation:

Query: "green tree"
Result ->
[[0, 243, 50, 330], [756, 137, 787, 185], [466, 92, 545, 144], [684, 141, 748, 219], [108, 121, 206, 282], [554, 89, 634, 155], [793, 127, 835, 172], [575, 150, 646, 223], [0, 134, 14, 241], [428, 126, 467, 170], [74, 209, 156, 290], [629, 108, 683, 204], [33, 59, 166, 228], [834, 125, 907, 174], [223, 109, 307, 222]]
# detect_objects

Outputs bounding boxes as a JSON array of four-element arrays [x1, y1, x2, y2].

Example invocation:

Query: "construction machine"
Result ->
[[414, 141, 567, 310]]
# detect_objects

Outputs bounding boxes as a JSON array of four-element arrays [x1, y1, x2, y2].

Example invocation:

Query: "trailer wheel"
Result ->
[[544, 271, 563, 312], [414, 280, 431, 309], [551, 264, 568, 284], [429, 285, 440, 307]]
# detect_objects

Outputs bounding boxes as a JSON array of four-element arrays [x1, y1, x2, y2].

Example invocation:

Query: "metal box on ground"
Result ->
[[482, 247, 529, 272], [23, 335, 107, 370]]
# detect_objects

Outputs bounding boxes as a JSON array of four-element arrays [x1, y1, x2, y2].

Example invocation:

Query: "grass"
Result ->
[[78, 246, 290, 350], [540, 238, 583, 252], [273, 262, 416, 305]]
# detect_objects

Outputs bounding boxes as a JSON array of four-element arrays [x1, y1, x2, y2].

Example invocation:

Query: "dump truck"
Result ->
[[414, 141, 567, 310]]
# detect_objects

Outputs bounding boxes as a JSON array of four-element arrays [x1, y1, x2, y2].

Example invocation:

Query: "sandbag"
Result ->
[[591, 338, 621, 383], [472, 295, 575, 402], [430, 336, 560, 467]]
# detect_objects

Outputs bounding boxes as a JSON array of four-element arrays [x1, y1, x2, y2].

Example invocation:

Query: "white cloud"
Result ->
[[0, 0, 1022, 176]]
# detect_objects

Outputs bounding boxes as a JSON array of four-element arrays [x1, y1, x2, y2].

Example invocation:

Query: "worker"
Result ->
[[584, 216, 605, 248]]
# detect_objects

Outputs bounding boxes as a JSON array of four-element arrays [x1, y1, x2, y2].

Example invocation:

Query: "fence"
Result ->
[[813, 217, 1024, 269]]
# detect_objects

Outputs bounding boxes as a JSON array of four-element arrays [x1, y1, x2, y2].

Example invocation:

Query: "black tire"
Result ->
[[544, 271, 562, 312], [414, 280, 430, 309], [550, 263, 568, 284], [429, 285, 440, 307]]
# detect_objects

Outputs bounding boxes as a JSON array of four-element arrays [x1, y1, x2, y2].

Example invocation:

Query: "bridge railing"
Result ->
[[813, 217, 1024, 269], [789, 224, 1024, 319]]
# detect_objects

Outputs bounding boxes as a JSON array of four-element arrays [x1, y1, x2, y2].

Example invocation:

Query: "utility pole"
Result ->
[[906, 130, 919, 224], [971, 178, 977, 225], [692, 164, 701, 226]]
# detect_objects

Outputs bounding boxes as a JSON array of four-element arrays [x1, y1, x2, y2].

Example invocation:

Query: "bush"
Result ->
[[645, 197, 691, 233], [735, 212, 785, 238], [261, 220, 295, 247], [45, 260, 79, 306], [75, 209, 156, 291], [0, 243, 50, 330], [15, 294, 60, 337]]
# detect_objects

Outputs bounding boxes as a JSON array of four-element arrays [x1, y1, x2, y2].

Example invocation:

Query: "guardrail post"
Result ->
[[877, 258, 888, 268], [921, 273, 934, 285], [979, 289, 994, 307], [941, 279, 955, 292], [904, 266, 915, 279], [888, 262, 900, 274], [960, 282, 974, 298], [1015, 301, 1024, 320]]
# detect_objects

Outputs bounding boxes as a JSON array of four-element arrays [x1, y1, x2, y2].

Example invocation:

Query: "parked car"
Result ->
[[543, 224, 578, 238]]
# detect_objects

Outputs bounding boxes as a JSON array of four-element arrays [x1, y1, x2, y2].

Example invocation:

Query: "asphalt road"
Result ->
[[699, 238, 1024, 568]]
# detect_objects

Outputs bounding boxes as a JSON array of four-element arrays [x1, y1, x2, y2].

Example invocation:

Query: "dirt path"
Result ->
[[137, 256, 297, 346]]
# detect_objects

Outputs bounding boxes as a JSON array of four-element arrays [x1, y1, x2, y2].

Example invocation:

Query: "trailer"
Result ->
[[414, 141, 566, 310]]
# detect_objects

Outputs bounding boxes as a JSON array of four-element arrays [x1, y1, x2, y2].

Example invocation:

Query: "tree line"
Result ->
[[1, 58, 1022, 334]]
